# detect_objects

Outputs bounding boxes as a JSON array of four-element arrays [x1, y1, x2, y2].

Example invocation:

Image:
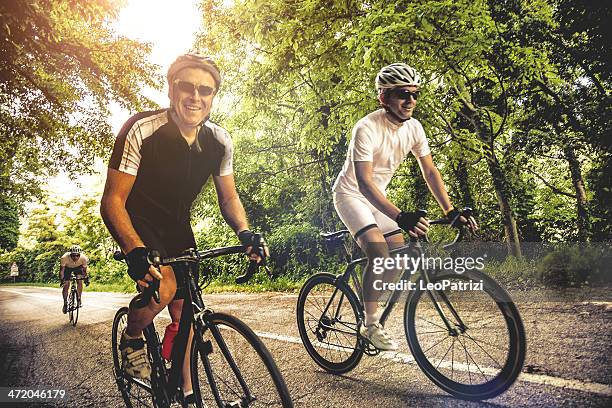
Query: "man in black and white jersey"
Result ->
[[101, 54, 264, 397], [59, 245, 89, 313], [332, 63, 478, 351]]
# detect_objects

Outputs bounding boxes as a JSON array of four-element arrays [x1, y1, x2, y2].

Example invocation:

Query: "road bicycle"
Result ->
[[297, 214, 526, 400], [65, 276, 86, 326], [111, 237, 293, 408]]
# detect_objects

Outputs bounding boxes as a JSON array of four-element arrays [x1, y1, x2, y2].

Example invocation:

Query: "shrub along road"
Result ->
[[0, 286, 610, 407]]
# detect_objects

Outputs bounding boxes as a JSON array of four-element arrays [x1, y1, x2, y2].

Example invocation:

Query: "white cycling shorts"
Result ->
[[333, 192, 402, 239]]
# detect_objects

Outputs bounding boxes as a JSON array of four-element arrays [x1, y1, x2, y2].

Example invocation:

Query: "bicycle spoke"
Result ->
[[457, 335, 489, 383], [422, 334, 450, 355], [435, 338, 455, 371], [416, 316, 449, 332], [462, 332, 504, 369]]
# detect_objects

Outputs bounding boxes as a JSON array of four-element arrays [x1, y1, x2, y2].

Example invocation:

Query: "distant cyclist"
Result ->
[[332, 63, 478, 350], [59, 245, 89, 313], [101, 53, 266, 401]]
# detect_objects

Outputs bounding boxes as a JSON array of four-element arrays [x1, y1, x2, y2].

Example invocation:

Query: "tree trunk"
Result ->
[[454, 157, 474, 208], [461, 103, 522, 257], [486, 151, 522, 257], [563, 145, 590, 241], [409, 159, 430, 210]]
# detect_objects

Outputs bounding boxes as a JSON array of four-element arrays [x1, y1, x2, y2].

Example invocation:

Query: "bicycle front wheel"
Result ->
[[191, 312, 293, 407], [112, 307, 157, 408], [71, 287, 79, 326], [68, 285, 76, 325], [296, 272, 363, 374], [404, 269, 526, 400]]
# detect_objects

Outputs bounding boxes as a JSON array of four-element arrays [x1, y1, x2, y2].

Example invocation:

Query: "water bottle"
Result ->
[[161, 322, 179, 360]]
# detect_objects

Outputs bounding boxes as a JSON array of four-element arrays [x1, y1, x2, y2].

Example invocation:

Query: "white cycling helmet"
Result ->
[[167, 54, 221, 91], [70, 245, 82, 255], [375, 63, 422, 91]]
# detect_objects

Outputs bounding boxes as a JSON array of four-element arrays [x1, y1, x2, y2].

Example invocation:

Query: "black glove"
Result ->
[[238, 230, 256, 247], [238, 230, 267, 261], [446, 207, 473, 228], [59, 279, 64, 287], [85, 277, 90, 287], [396, 210, 427, 234], [126, 247, 153, 281]]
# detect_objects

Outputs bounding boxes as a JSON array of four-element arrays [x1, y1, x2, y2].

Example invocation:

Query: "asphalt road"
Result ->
[[0, 286, 610, 407]]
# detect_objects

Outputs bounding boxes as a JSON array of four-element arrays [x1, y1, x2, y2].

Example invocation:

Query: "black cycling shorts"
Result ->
[[130, 216, 198, 300], [63, 267, 85, 281]]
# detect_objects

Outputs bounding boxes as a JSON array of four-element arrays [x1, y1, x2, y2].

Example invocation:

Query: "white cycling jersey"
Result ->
[[332, 109, 431, 197], [60, 253, 88, 269]]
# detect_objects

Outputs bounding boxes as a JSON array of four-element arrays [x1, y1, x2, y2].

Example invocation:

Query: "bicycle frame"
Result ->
[[121, 245, 260, 406], [325, 224, 470, 342]]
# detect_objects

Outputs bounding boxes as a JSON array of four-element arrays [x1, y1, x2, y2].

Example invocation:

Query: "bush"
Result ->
[[537, 245, 609, 287]]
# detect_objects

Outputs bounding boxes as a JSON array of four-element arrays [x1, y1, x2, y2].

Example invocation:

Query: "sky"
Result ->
[[21, 0, 203, 238]]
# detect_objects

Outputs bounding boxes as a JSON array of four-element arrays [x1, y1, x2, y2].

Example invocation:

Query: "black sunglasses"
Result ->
[[174, 80, 215, 96], [389, 88, 420, 101]]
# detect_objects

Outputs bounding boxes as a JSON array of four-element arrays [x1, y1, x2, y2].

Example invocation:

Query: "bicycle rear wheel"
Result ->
[[112, 307, 158, 408], [404, 269, 526, 400], [191, 312, 293, 407], [296, 272, 363, 374]]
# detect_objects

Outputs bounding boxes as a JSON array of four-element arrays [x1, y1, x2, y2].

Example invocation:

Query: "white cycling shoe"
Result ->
[[359, 323, 398, 351]]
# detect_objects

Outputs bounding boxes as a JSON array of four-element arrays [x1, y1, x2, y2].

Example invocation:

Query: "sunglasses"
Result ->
[[390, 88, 420, 101], [174, 80, 215, 96]]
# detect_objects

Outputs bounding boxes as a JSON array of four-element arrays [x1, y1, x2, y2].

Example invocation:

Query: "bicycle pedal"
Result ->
[[357, 334, 380, 356]]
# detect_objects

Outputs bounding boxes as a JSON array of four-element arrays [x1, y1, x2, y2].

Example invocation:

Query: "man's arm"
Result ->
[[212, 173, 249, 234], [355, 161, 429, 237], [355, 161, 402, 220], [100, 168, 163, 284], [416, 154, 453, 214], [59, 265, 65, 281], [100, 168, 145, 253]]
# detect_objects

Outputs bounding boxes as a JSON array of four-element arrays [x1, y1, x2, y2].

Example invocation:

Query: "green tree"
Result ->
[[0, 0, 160, 203], [0, 194, 19, 251]]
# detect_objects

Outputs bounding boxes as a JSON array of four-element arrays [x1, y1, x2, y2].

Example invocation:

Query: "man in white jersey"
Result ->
[[332, 63, 477, 350], [59, 245, 89, 313]]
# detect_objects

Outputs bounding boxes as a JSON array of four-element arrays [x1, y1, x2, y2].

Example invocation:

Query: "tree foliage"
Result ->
[[191, 0, 609, 257], [0, 0, 161, 203]]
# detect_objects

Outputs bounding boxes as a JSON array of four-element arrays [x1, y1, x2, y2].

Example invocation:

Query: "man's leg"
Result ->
[[168, 299, 194, 397], [76, 279, 83, 304], [120, 265, 178, 380], [126, 265, 178, 336], [62, 280, 70, 302], [61, 271, 70, 313], [356, 227, 390, 326]]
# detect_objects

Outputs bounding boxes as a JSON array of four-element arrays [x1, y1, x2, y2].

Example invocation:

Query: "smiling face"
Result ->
[[168, 67, 216, 130], [380, 85, 419, 122]]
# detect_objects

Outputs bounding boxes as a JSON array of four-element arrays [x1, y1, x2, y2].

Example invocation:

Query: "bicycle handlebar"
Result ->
[[415, 208, 473, 249], [113, 239, 267, 309]]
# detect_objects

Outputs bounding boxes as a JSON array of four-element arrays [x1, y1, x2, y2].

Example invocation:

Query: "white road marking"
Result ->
[[3, 287, 611, 397], [250, 330, 612, 397]]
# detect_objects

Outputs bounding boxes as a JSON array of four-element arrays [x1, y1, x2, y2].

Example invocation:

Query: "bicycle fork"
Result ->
[[421, 268, 468, 336], [194, 310, 257, 406]]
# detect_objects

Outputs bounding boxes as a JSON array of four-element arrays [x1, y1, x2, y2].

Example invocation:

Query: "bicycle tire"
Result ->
[[112, 307, 158, 408], [296, 272, 363, 374], [71, 286, 79, 326], [404, 269, 526, 400], [191, 312, 293, 407], [68, 284, 76, 325]]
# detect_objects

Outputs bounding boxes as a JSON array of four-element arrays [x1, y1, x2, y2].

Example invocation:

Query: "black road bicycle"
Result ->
[[112, 238, 293, 408], [297, 214, 526, 401], [66, 276, 85, 326]]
